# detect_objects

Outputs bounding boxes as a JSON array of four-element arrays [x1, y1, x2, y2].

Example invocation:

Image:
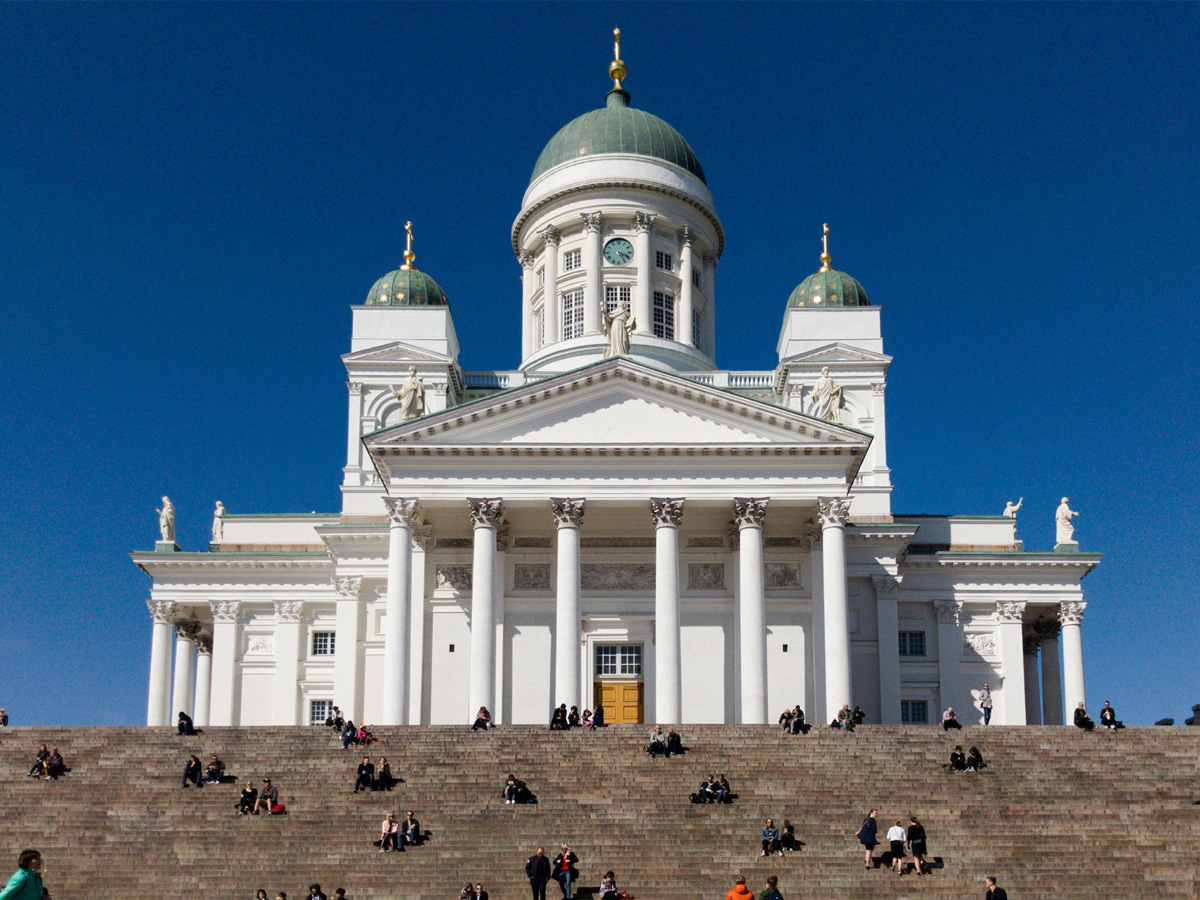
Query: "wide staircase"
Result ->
[[2, 725, 1198, 899]]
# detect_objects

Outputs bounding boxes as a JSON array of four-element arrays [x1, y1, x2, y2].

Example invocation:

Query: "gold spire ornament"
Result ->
[[609, 28, 626, 89], [400, 221, 417, 270], [819, 223, 832, 271]]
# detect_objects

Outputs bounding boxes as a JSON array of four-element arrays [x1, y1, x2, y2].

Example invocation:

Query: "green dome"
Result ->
[[787, 268, 870, 309], [364, 267, 449, 308], [530, 89, 706, 185]]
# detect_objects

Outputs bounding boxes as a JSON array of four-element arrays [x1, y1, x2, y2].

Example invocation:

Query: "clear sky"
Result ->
[[2, 3, 1197, 727]]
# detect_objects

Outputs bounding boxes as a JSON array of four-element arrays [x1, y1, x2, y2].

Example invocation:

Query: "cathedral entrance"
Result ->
[[593, 644, 644, 724]]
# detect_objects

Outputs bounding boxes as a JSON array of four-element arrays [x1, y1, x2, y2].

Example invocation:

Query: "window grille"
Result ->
[[562, 290, 584, 339], [309, 699, 332, 725], [653, 291, 675, 340], [604, 284, 631, 314], [312, 631, 335, 656], [655, 250, 672, 271], [900, 700, 929, 724], [563, 249, 582, 272], [898, 631, 926, 657]]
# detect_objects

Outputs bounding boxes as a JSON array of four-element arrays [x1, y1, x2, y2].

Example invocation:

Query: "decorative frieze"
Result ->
[[435, 565, 473, 591], [650, 498, 684, 528], [963, 632, 996, 656], [688, 537, 725, 548], [765, 563, 801, 588], [764, 537, 802, 547], [582, 537, 655, 548], [515, 537, 553, 548], [246, 635, 274, 656], [514, 564, 551, 590], [551, 498, 586, 528], [687, 563, 725, 590], [581, 563, 655, 590], [436, 538, 473, 549]]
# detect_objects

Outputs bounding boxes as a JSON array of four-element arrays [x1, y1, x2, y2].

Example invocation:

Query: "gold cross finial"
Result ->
[[401, 221, 416, 270], [609, 28, 626, 89], [819, 223, 832, 271]]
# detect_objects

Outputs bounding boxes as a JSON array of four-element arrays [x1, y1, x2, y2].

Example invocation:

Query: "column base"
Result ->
[[155, 541, 180, 553]]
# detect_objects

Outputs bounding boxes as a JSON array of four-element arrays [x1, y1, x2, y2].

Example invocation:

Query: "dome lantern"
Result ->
[[786, 223, 869, 309], [363, 222, 450, 307]]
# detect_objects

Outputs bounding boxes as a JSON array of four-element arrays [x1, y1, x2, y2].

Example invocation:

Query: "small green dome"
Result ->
[[364, 267, 449, 308], [530, 89, 706, 185], [787, 268, 870, 309]]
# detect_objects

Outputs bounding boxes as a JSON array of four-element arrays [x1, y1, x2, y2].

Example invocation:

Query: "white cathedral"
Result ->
[[134, 39, 1099, 730]]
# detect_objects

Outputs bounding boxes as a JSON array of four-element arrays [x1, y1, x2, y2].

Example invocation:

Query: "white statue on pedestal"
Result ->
[[1055, 497, 1079, 544], [157, 497, 175, 543], [603, 299, 635, 358], [811, 366, 843, 422], [391, 366, 426, 421], [1003, 498, 1023, 518], [212, 501, 225, 543]]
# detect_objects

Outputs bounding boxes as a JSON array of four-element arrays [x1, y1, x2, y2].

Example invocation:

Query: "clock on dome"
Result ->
[[604, 238, 634, 265]]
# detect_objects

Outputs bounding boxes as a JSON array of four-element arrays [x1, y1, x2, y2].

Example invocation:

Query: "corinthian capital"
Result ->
[[383, 497, 421, 527], [803, 524, 822, 551], [147, 599, 176, 624], [817, 497, 852, 528], [1058, 600, 1087, 626], [274, 600, 304, 624], [331, 576, 363, 600], [634, 211, 656, 234], [551, 498, 586, 528], [517, 250, 536, 270], [650, 497, 684, 527], [732, 498, 768, 529], [540, 224, 561, 246], [872, 575, 902, 598], [581, 212, 603, 233], [702, 252, 718, 269], [680, 225, 697, 247], [468, 498, 505, 529], [173, 619, 202, 641], [210, 600, 241, 623], [346, 381, 363, 396], [933, 599, 961, 625], [996, 600, 1027, 624]]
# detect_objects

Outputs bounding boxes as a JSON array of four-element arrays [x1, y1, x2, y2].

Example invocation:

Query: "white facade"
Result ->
[[133, 66, 1099, 730]]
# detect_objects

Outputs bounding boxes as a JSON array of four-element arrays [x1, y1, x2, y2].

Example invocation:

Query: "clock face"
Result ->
[[604, 238, 634, 266]]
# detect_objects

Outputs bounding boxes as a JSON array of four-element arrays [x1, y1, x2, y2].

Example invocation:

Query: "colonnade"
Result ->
[[1021, 602, 1086, 725]]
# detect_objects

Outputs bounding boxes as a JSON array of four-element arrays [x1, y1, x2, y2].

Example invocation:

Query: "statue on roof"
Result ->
[[391, 366, 426, 421], [1003, 498, 1023, 518], [212, 501, 225, 543], [157, 496, 175, 543], [603, 299, 635, 358], [810, 366, 844, 422], [1055, 497, 1079, 545]]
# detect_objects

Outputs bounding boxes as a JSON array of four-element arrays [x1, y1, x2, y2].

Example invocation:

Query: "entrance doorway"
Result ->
[[593, 644, 644, 724]]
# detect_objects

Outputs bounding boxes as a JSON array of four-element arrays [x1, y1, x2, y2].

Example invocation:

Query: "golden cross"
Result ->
[[402, 221, 416, 269], [820, 223, 832, 271], [610, 28, 626, 89]]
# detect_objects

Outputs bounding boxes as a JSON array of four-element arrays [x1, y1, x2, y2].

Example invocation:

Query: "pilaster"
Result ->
[[873, 575, 902, 724], [934, 599, 963, 718], [209, 600, 241, 726], [272, 600, 304, 726], [996, 599, 1028, 725]]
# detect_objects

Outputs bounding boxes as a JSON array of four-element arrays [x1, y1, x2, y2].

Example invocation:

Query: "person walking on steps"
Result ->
[[856, 809, 878, 870], [907, 817, 929, 875], [886, 820, 907, 875], [0, 849, 48, 900], [979, 683, 993, 725], [725, 876, 753, 900], [525, 846, 551, 900], [758, 875, 783, 900]]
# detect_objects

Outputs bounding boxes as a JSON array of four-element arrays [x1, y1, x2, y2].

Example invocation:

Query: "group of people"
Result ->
[[26, 745, 65, 780], [856, 810, 931, 876], [948, 746, 987, 772], [646, 725, 682, 757], [1075, 700, 1124, 731], [777, 706, 808, 734], [524, 846, 582, 900], [689, 774, 732, 804], [725, 874, 784, 900], [252, 886, 346, 900], [457, 881, 489, 900], [549, 704, 605, 730], [832, 704, 865, 730], [758, 818, 799, 857], [236, 778, 284, 815], [181, 753, 228, 787], [377, 811, 421, 851], [352, 756, 395, 792]]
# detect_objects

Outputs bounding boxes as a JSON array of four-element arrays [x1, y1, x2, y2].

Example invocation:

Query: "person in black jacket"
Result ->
[[1074, 702, 1095, 731], [949, 746, 967, 772], [907, 816, 928, 875], [525, 847, 552, 900], [966, 747, 986, 772], [177, 711, 195, 735], [1100, 701, 1124, 730], [984, 876, 1008, 900], [308, 885, 327, 900], [182, 754, 203, 788], [552, 844, 579, 899], [549, 705, 568, 730], [353, 756, 374, 793], [790, 706, 807, 734]]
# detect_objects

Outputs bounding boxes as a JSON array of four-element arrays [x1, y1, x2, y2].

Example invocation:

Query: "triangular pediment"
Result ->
[[342, 340, 457, 366], [365, 358, 870, 449], [780, 342, 892, 366]]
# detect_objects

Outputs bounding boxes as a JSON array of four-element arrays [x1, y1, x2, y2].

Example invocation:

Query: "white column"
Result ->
[[1023, 632, 1042, 725], [382, 498, 419, 726], [582, 213, 603, 335], [873, 576, 902, 724], [869, 382, 889, 477], [678, 227, 696, 347], [193, 638, 213, 727], [552, 499, 585, 712], [493, 529, 508, 724], [146, 600, 176, 726], [934, 599, 963, 717], [996, 600, 1028, 725], [408, 526, 432, 725], [541, 226, 561, 344], [702, 252, 717, 356], [805, 525, 825, 724], [818, 498, 853, 716], [633, 212, 655, 334], [1059, 601, 1087, 716], [345, 382, 363, 472], [651, 498, 684, 723], [1039, 623, 1064, 725], [468, 498, 504, 719], [272, 602, 303, 726], [209, 601, 240, 726], [519, 251, 536, 360], [171, 623, 197, 722], [735, 498, 768, 724], [333, 576, 365, 725]]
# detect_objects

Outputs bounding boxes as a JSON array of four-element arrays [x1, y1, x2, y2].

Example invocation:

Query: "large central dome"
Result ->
[[529, 88, 707, 186]]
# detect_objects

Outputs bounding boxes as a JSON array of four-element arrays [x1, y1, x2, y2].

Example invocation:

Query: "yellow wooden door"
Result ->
[[595, 682, 644, 724]]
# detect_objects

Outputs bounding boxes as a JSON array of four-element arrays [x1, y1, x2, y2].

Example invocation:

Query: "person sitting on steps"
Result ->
[[760, 817, 782, 857], [581, 709, 594, 728], [356, 724, 374, 746], [459, 881, 474, 899], [567, 706, 581, 728], [599, 871, 618, 900], [941, 707, 963, 730], [472, 706, 492, 730], [378, 812, 401, 852], [647, 725, 667, 757], [327, 706, 344, 731], [1100, 701, 1124, 730], [253, 778, 278, 815], [177, 711, 195, 735], [341, 721, 357, 749], [182, 754, 202, 788], [835, 704, 855, 731], [236, 780, 257, 815], [790, 705, 807, 734], [401, 810, 421, 846], [949, 745, 967, 772], [503, 773, 531, 804], [204, 754, 225, 784], [780, 819, 797, 851], [46, 748, 65, 780], [353, 756, 374, 793], [28, 744, 49, 778], [375, 757, 394, 791], [853, 705, 866, 726], [1074, 702, 1095, 731], [778, 708, 794, 733], [549, 704, 569, 730], [967, 747, 986, 771], [713, 774, 731, 804], [590, 706, 604, 728]]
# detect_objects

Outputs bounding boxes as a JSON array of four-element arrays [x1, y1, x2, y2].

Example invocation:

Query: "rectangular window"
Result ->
[[312, 631, 335, 656], [692, 309, 702, 350], [563, 249, 581, 272], [536, 267, 545, 288], [309, 699, 332, 725], [655, 250, 673, 271], [692, 267, 702, 288], [534, 307, 545, 349], [900, 700, 929, 724], [562, 290, 584, 339], [898, 631, 926, 657], [652, 291, 675, 340], [595, 646, 618, 676], [595, 645, 642, 676], [604, 283, 631, 314], [619, 645, 643, 675]]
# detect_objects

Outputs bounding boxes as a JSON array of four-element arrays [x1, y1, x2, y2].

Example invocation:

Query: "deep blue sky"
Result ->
[[2, 3, 1197, 727]]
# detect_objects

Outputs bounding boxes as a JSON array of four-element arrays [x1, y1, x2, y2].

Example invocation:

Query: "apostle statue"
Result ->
[[391, 366, 426, 421], [212, 501, 226, 543], [811, 366, 843, 422], [1055, 497, 1079, 544], [603, 299, 635, 358], [1002, 498, 1023, 518], [157, 496, 175, 543]]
